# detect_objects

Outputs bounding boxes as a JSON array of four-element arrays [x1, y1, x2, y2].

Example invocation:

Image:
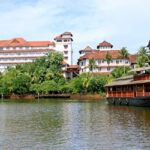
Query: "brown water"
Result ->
[[0, 99, 150, 150]]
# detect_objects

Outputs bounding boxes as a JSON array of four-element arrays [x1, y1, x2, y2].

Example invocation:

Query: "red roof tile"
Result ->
[[0, 38, 55, 47], [97, 41, 113, 49], [79, 50, 121, 60], [128, 54, 137, 64], [54, 32, 73, 41], [67, 65, 79, 69]]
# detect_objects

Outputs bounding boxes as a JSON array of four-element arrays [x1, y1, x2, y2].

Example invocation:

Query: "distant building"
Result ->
[[78, 41, 137, 74], [0, 32, 73, 72]]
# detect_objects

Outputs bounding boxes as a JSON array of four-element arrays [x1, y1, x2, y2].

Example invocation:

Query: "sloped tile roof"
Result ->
[[0, 38, 55, 47], [97, 41, 113, 48], [79, 50, 121, 60]]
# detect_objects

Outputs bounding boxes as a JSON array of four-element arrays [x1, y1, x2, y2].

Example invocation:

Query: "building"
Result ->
[[78, 41, 136, 74], [0, 32, 73, 72]]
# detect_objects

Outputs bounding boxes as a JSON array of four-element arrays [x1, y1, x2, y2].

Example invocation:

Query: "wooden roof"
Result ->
[[105, 75, 150, 87]]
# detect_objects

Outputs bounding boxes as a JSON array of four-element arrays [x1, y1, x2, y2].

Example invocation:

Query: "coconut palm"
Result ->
[[88, 58, 97, 73], [136, 46, 149, 67], [118, 47, 129, 75]]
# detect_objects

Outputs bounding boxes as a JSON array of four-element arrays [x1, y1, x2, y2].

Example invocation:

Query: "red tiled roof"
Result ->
[[79, 46, 94, 53], [62, 32, 73, 36], [79, 50, 121, 60], [54, 32, 73, 40], [67, 65, 79, 69], [0, 38, 55, 47], [97, 41, 113, 49], [128, 54, 137, 64]]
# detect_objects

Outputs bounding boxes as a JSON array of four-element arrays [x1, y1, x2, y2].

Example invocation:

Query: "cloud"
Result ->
[[0, 0, 150, 63]]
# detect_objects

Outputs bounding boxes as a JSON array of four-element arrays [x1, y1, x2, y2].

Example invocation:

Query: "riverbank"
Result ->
[[5, 93, 105, 100]]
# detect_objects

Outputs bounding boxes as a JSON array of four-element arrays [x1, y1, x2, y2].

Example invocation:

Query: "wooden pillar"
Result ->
[[143, 84, 145, 96]]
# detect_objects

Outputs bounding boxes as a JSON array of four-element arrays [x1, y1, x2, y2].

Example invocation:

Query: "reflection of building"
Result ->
[[78, 41, 137, 74], [0, 32, 73, 72]]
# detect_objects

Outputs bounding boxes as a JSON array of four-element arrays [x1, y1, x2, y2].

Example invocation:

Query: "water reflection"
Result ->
[[0, 100, 149, 150]]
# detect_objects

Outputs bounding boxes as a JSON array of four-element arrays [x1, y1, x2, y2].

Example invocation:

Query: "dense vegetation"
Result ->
[[0, 52, 110, 97], [0, 46, 148, 98]]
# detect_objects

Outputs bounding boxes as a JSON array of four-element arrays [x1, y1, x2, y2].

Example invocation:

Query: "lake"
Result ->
[[0, 99, 150, 150]]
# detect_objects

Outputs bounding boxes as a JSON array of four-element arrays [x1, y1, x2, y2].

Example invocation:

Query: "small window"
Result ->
[[64, 45, 68, 49], [57, 40, 62, 42], [98, 60, 101, 64], [107, 67, 111, 71], [98, 67, 101, 71], [64, 40, 68, 42], [64, 51, 68, 54], [65, 56, 68, 60], [116, 60, 119, 64]]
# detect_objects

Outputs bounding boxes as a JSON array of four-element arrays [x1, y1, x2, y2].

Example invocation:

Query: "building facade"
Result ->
[[78, 41, 136, 74], [0, 32, 73, 72]]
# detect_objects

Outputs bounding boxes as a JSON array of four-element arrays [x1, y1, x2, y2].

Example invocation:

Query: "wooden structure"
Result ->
[[105, 67, 150, 106]]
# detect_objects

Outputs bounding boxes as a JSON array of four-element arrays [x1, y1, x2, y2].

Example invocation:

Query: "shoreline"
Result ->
[[3, 93, 105, 100]]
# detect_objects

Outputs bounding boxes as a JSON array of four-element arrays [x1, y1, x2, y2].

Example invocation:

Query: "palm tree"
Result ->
[[118, 47, 129, 75], [105, 52, 112, 72], [137, 46, 149, 67], [88, 58, 97, 73]]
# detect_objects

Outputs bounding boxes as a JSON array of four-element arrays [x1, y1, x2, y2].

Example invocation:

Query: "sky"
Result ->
[[0, 0, 150, 63]]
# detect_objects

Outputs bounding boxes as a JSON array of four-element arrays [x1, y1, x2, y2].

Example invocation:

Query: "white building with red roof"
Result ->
[[0, 32, 73, 72], [78, 41, 137, 74]]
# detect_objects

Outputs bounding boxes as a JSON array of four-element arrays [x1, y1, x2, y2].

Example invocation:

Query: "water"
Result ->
[[0, 99, 149, 150]]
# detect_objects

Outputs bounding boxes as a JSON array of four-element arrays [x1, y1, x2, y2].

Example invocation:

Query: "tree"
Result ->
[[118, 47, 129, 75], [12, 73, 31, 94], [136, 46, 149, 67], [105, 52, 112, 66], [88, 58, 97, 73], [111, 66, 131, 78]]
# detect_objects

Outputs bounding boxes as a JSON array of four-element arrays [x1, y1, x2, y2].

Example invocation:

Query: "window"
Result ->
[[116, 60, 119, 64], [98, 67, 101, 71], [107, 67, 111, 71], [64, 51, 68, 54], [102, 59, 105, 63], [125, 60, 128, 64], [57, 40, 62, 42], [64, 40, 68, 42], [64, 45, 68, 49], [81, 62, 84, 66], [98, 60, 101, 64], [65, 56, 68, 60]]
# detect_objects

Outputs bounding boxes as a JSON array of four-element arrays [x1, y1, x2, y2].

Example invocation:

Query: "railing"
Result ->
[[136, 92, 150, 97], [108, 91, 134, 98], [108, 91, 150, 97]]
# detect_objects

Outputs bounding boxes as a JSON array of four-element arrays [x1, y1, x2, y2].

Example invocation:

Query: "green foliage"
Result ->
[[136, 47, 149, 67], [65, 73, 110, 94], [111, 66, 131, 78], [105, 52, 112, 65], [88, 58, 97, 72], [12, 74, 31, 94]]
